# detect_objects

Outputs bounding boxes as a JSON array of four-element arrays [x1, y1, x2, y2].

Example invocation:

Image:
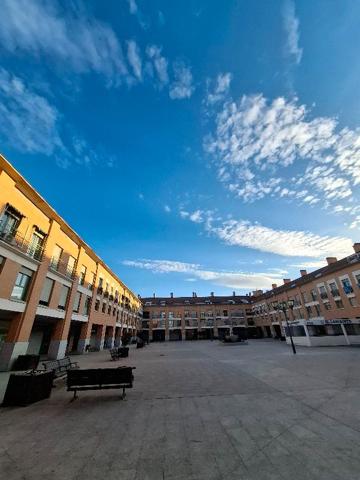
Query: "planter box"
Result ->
[[2, 371, 54, 407]]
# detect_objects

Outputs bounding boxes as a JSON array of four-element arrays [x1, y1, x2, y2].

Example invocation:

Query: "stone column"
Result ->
[[165, 317, 170, 342], [77, 321, 92, 353], [104, 326, 115, 349]]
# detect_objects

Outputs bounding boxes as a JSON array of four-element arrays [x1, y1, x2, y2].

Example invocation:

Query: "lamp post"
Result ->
[[272, 300, 296, 355]]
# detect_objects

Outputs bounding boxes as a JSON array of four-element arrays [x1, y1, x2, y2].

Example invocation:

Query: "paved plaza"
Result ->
[[1, 340, 360, 479]]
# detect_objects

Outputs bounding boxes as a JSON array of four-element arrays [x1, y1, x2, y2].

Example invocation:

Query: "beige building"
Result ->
[[252, 245, 360, 347], [0, 154, 141, 370], [140, 292, 254, 341]]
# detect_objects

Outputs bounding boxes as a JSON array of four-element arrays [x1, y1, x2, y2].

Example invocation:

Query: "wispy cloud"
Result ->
[[205, 93, 360, 220], [206, 73, 232, 105], [179, 207, 353, 259], [0, 0, 130, 85], [126, 0, 149, 30], [164, 205, 171, 213], [282, 0, 303, 65], [169, 62, 195, 100], [127, 40, 142, 80], [123, 258, 286, 291], [0, 68, 63, 155], [0, 68, 114, 169], [146, 45, 169, 87]]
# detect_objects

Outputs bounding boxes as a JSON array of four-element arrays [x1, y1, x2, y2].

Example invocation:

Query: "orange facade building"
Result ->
[[0, 154, 141, 370]]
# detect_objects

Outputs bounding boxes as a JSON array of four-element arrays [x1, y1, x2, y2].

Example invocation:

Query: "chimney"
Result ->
[[283, 279, 291, 284], [210, 292, 214, 297], [170, 292, 173, 298], [300, 269, 307, 277], [326, 257, 337, 265], [232, 291, 236, 296], [272, 283, 277, 289], [353, 243, 360, 254]]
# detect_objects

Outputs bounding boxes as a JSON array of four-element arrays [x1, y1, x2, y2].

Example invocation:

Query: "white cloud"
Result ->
[[127, 0, 138, 15], [169, 62, 195, 100], [205, 93, 360, 219], [289, 260, 327, 269], [0, 68, 63, 155], [206, 73, 232, 105], [146, 45, 169, 87], [0, 0, 130, 85], [126, 0, 149, 30], [123, 258, 286, 291], [282, 0, 303, 65], [127, 40, 142, 80], [210, 219, 353, 258], [164, 205, 171, 213]]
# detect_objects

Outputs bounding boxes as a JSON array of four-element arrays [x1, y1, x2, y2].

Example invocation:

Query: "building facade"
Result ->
[[252, 245, 360, 347], [140, 292, 254, 341], [0, 154, 141, 370]]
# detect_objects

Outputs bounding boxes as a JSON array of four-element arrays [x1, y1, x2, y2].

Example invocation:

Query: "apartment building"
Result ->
[[0, 154, 141, 370], [252, 245, 360, 347], [140, 292, 254, 341]]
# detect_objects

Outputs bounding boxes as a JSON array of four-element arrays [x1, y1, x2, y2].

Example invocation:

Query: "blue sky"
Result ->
[[1, 0, 360, 297]]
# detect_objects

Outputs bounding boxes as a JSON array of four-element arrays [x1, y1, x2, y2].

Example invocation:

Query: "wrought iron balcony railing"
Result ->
[[0, 223, 44, 261]]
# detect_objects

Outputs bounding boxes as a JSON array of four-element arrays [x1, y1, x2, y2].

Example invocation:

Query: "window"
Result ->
[[107, 305, 111, 315], [306, 306, 312, 317], [335, 299, 344, 309], [102, 302, 106, 313], [0, 255, 4, 274], [302, 292, 309, 303], [223, 310, 228, 317], [307, 325, 326, 336], [73, 291, 81, 313], [349, 297, 358, 307], [314, 304, 321, 317], [79, 265, 86, 285], [200, 311, 205, 318], [285, 325, 306, 337], [51, 245, 63, 270], [169, 312, 174, 318], [0, 205, 22, 236], [310, 289, 317, 301], [98, 277, 103, 288], [95, 299, 100, 311], [354, 273, 360, 288], [82, 296, 91, 316], [28, 230, 45, 260], [345, 324, 360, 336], [329, 282, 340, 297], [341, 278, 354, 294], [58, 285, 70, 310], [11, 268, 32, 301], [90, 272, 96, 289], [319, 286, 328, 300], [67, 256, 76, 277], [325, 324, 343, 336], [324, 302, 332, 310], [39, 277, 54, 306]]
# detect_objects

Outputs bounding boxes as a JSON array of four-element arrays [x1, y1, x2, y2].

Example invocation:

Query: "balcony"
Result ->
[[185, 319, 198, 328], [0, 224, 44, 261], [331, 289, 340, 297], [49, 257, 75, 279], [104, 291, 109, 298], [320, 292, 328, 300], [97, 286, 103, 295], [109, 294, 114, 301]]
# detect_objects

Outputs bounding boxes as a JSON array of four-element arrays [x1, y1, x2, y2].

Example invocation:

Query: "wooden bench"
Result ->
[[42, 356, 79, 378], [67, 367, 135, 400]]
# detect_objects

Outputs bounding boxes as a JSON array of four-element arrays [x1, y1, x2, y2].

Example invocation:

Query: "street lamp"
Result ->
[[271, 300, 296, 355]]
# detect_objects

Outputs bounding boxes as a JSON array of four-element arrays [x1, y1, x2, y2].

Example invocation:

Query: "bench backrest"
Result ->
[[67, 368, 134, 387], [58, 357, 71, 367], [43, 360, 60, 371]]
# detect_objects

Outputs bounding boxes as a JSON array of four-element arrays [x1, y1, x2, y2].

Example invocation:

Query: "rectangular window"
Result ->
[[335, 299, 344, 309], [341, 278, 354, 294], [0, 205, 22, 237], [58, 285, 70, 310], [51, 245, 63, 270], [311, 289, 317, 301], [306, 306, 312, 317], [319, 285, 328, 300], [28, 230, 45, 260], [307, 325, 326, 336], [349, 297, 358, 307], [107, 305, 111, 315], [325, 324, 343, 336], [39, 277, 54, 306], [354, 273, 360, 288], [324, 302, 332, 310], [95, 299, 100, 311], [82, 296, 91, 316], [0, 255, 4, 274], [79, 265, 86, 285], [67, 256, 76, 277], [73, 291, 81, 313], [223, 310, 228, 317], [90, 272, 96, 289], [11, 268, 32, 301], [102, 302, 106, 313], [329, 282, 340, 297], [345, 324, 360, 336], [314, 304, 321, 317]]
